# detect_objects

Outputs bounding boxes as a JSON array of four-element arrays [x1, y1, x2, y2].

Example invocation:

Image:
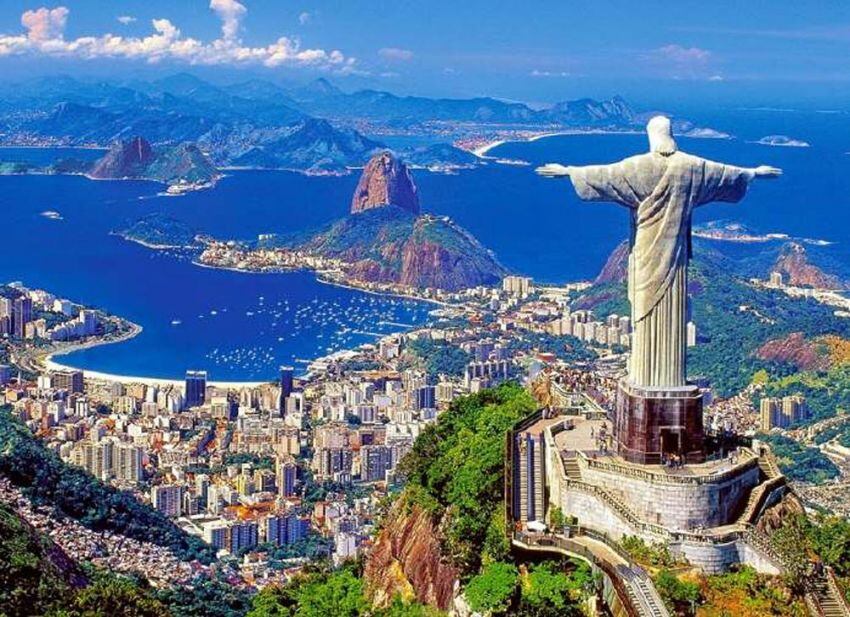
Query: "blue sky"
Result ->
[[0, 1, 849, 108]]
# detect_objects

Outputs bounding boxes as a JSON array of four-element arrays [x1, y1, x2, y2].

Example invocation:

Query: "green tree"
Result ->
[[374, 597, 444, 616], [64, 577, 170, 617], [549, 506, 566, 531], [249, 566, 367, 617], [294, 568, 366, 617], [465, 561, 518, 614], [654, 569, 700, 615], [520, 562, 578, 614]]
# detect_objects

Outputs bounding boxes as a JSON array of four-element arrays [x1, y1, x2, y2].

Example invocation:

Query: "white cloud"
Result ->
[[530, 69, 570, 78], [117, 15, 136, 25], [378, 47, 413, 62], [209, 0, 245, 42], [21, 6, 68, 42], [0, 4, 352, 70], [298, 12, 311, 25], [642, 44, 716, 79], [653, 44, 711, 64]]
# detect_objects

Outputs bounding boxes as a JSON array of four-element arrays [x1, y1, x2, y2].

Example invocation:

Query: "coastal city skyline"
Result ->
[[2, 3, 850, 617]]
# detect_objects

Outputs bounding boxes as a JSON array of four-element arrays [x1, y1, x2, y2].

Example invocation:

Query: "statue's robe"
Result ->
[[568, 151, 752, 388]]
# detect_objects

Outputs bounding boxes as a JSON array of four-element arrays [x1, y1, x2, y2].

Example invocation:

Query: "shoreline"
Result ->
[[471, 128, 644, 159], [191, 255, 450, 308], [43, 322, 268, 387]]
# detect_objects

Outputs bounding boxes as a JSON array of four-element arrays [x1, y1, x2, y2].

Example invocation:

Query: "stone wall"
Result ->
[[579, 459, 759, 530]]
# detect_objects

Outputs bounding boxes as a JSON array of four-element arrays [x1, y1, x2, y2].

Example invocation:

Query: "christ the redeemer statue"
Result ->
[[537, 116, 780, 390]]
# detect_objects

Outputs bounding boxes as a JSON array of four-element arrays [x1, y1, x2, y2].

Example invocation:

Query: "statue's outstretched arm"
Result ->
[[535, 163, 574, 178], [750, 165, 782, 180]]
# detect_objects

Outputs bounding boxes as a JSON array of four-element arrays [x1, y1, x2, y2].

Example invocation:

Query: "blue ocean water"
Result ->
[[0, 108, 846, 380], [0, 164, 430, 380]]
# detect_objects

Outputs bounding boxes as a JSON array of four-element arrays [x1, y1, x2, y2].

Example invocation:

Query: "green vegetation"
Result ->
[[465, 560, 590, 616], [0, 406, 215, 563], [687, 259, 850, 397], [116, 213, 197, 248], [700, 566, 805, 617], [464, 561, 518, 614], [520, 561, 591, 616], [0, 503, 176, 617], [154, 576, 254, 617], [758, 433, 839, 484], [406, 337, 472, 377], [0, 501, 81, 616], [246, 563, 444, 617], [399, 383, 537, 573], [654, 569, 701, 615], [758, 365, 850, 423], [579, 257, 850, 397], [621, 535, 677, 568]]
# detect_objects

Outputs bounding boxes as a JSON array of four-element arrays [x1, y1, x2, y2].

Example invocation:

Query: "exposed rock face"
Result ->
[[351, 151, 420, 215], [773, 242, 842, 289], [594, 239, 630, 284], [90, 137, 153, 179], [365, 499, 458, 611], [756, 491, 805, 535], [756, 332, 831, 372]]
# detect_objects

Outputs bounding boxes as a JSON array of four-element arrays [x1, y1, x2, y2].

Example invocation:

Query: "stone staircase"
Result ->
[[758, 455, 782, 480], [563, 455, 582, 481], [807, 569, 850, 617], [620, 566, 670, 617]]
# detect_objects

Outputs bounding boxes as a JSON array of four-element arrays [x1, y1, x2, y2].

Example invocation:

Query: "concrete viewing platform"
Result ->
[[512, 408, 791, 574], [545, 413, 755, 480]]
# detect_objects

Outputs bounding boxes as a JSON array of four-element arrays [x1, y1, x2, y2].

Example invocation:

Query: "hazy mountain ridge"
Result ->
[[89, 137, 219, 185], [0, 74, 693, 174]]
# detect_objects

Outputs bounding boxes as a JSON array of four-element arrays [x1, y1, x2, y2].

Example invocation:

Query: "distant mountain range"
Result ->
[[0, 73, 696, 173]]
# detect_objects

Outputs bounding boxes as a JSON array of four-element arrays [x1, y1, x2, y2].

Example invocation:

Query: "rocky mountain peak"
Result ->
[[351, 151, 420, 215], [773, 241, 842, 289], [594, 239, 630, 284], [90, 136, 153, 179]]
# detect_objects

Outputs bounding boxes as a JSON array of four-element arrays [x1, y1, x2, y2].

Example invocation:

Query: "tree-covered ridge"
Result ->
[[398, 383, 538, 574], [0, 406, 215, 563], [0, 500, 179, 617], [115, 213, 198, 248], [0, 501, 83, 616], [406, 337, 472, 377], [687, 259, 850, 396]]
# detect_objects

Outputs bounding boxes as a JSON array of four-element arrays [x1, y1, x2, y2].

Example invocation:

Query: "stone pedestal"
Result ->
[[615, 381, 705, 465]]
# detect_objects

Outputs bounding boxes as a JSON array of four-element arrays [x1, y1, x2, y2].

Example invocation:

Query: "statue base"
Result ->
[[615, 380, 705, 465]]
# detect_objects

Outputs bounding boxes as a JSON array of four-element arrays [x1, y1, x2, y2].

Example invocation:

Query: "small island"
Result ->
[[113, 213, 199, 249], [754, 134, 811, 148]]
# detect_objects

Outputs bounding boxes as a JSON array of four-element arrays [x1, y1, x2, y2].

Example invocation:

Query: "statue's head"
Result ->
[[647, 115, 677, 156]]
